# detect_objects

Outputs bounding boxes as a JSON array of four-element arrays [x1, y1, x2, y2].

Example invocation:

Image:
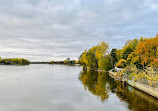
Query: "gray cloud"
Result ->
[[0, 0, 157, 61]]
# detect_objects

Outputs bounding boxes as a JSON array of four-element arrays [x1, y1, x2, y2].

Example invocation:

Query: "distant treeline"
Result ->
[[0, 58, 30, 65], [49, 60, 79, 65]]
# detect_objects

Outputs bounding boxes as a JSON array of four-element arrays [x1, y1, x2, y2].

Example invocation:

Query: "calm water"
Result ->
[[0, 64, 157, 111]]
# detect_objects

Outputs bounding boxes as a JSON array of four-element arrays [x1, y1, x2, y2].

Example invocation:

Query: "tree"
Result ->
[[95, 42, 109, 70], [99, 55, 113, 71], [116, 49, 123, 61], [79, 50, 88, 69], [134, 36, 158, 68], [86, 49, 98, 70], [122, 46, 134, 60], [79, 41, 111, 71], [110, 49, 118, 66], [64, 60, 68, 64], [75, 60, 79, 64], [49, 61, 54, 64], [116, 39, 139, 61]]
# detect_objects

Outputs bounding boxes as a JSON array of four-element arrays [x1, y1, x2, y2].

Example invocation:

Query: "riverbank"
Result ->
[[109, 70, 158, 99]]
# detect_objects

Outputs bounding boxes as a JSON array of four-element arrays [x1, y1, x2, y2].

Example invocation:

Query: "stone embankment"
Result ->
[[127, 80, 158, 99], [109, 69, 158, 99]]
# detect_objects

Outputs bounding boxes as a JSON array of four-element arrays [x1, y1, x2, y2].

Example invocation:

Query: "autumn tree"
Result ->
[[116, 39, 139, 61], [79, 50, 88, 69], [94, 42, 109, 70], [79, 41, 111, 71], [134, 36, 158, 68]]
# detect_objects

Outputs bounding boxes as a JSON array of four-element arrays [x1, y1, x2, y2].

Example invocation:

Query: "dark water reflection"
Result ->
[[79, 70, 158, 111]]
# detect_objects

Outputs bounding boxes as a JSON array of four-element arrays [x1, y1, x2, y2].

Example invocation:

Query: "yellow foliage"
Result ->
[[124, 65, 158, 87], [75, 60, 79, 64], [144, 67, 158, 87], [95, 42, 109, 60], [64, 60, 68, 64], [95, 42, 109, 69], [135, 36, 158, 67], [116, 59, 127, 68], [116, 49, 123, 60]]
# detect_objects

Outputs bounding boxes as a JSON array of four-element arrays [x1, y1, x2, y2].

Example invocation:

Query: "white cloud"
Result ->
[[144, 0, 158, 10]]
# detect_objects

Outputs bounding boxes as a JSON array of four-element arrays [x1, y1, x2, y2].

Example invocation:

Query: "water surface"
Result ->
[[0, 64, 157, 111]]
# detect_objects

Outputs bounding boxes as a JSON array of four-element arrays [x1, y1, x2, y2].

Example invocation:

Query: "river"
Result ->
[[0, 64, 157, 111]]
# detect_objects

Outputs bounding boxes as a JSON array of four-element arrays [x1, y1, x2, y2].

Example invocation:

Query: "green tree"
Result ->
[[110, 48, 118, 65], [99, 55, 113, 71], [86, 49, 98, 70]]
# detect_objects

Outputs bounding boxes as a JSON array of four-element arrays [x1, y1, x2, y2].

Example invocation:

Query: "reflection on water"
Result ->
[[79, 70, 158, 111], [79, 70, 112, 101], [0, 65, 157, 111]]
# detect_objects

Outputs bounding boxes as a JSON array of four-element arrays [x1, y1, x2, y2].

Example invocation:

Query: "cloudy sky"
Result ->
[[0, 0, 158, 61]]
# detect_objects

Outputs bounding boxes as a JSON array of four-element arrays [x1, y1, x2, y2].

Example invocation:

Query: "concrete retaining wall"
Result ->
[[109, 69, 158, 99], [127, 80, 158, 99], [109, 70, 117, 77]]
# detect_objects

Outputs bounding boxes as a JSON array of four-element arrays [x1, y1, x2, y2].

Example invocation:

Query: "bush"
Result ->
[[64, 60, 68, 64], [116, 59, 127, 68], [49, 61, 54, 64], [123, 65, 158, 87]]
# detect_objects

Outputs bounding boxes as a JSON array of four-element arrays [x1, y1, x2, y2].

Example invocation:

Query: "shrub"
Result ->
[[116, 59, 127, 68], [123, 65, 158, 87], [49, 61, 54, 64], [64, 60, 68, 64]]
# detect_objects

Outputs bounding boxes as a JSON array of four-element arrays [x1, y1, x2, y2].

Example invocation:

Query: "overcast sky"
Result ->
[[0, 0, 158, 61]]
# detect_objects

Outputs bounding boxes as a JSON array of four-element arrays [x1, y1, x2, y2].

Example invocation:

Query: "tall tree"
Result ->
[[110, 48, 118, 65]]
